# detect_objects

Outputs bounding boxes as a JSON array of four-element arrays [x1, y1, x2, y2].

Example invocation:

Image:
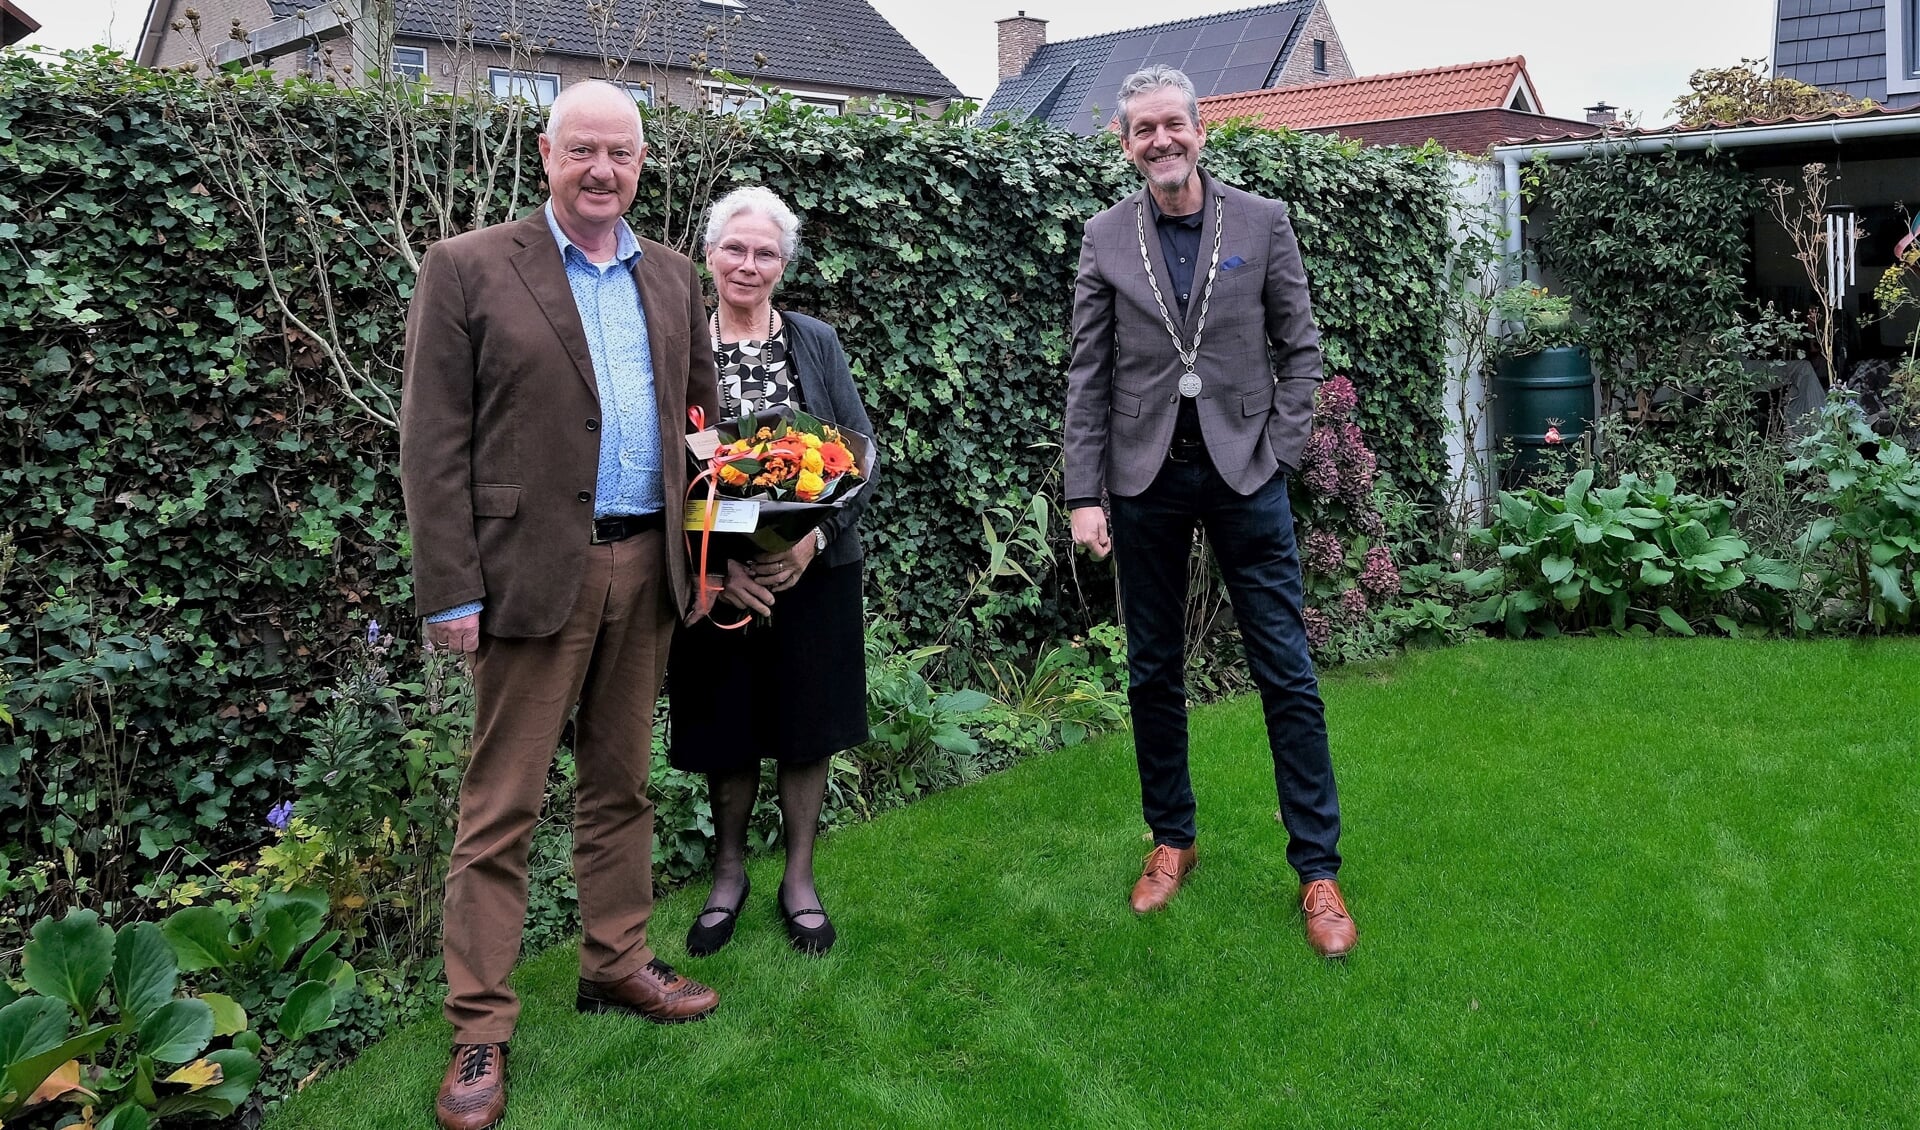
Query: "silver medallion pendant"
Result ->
[[1178, 371, 1203, 398]]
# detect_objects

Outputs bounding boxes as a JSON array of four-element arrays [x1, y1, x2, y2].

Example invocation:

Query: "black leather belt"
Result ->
[[1166, 437, 1209, 464], [590, 513, 664, 544]]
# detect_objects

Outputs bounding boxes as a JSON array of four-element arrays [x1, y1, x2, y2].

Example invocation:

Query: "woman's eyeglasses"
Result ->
[[714, 243, 785, 267]]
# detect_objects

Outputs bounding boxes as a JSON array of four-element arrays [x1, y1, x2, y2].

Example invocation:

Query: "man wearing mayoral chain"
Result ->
[[1063, 65, 1357, 958]]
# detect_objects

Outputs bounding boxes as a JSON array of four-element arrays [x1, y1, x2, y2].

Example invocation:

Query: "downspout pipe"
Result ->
[[1500, 152, 1523, 288]]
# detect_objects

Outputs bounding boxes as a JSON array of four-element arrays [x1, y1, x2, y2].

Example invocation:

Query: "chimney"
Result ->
[[1584, 101, 1617, 126], [997, 11, 1047, 80]]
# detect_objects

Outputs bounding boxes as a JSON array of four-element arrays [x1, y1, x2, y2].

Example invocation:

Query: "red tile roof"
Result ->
[[1200, 57, 1540, 130]]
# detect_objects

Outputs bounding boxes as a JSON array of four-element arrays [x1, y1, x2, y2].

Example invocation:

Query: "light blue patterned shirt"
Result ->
[[544, 203, 664, 521], [424, 203, 664, 625]]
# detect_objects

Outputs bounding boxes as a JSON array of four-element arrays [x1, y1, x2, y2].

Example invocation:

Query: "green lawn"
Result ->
[[268, 638, 1920, 1128]]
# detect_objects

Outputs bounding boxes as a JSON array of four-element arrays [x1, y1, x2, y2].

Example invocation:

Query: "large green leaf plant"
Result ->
[[1458, 469, 1799, 636], [0, 891, 351, 1127], [1789, 396, 1920, 628]]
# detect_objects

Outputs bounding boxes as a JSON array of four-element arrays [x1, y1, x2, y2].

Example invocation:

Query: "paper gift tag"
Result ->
[[685, 428, 722, 461], [684, 498, 761, 532]]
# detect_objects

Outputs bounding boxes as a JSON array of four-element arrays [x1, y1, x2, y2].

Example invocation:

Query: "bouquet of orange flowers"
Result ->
[[683, 406, 876, 625], [711, 412, 863, 504], [684, 406, 876, 556]]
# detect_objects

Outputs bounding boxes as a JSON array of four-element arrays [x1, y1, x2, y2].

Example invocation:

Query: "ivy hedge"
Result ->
[[0, 52, 1455, 892]]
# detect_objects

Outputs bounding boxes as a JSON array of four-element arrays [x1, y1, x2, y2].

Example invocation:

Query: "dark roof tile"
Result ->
[[981, 0, 1318, 135], [268, 0, 960, 99]]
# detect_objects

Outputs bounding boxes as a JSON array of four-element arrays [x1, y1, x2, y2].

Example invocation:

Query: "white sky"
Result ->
[[17, 0, 1778, 126]]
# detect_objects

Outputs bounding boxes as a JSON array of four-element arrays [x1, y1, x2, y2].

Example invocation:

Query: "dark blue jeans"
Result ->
[[1109, 456, 1342, 882]]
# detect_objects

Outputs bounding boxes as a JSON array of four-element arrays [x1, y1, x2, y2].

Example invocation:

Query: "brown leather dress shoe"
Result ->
[[576, 957, 719, 1024], [1129, 843, 1197, 913], [1300, 878, 1358, 958], [436, 1042, 506, 1130]]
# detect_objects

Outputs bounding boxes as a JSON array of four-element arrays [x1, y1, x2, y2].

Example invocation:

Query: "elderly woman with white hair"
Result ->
[[668, 185, 877, 957]]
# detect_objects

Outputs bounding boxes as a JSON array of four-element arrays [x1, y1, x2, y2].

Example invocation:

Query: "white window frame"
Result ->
[[1889, 0, 1920, 94], [489, 68, 561, 107], [776, 85, 847, 114], [622, 81, 653, 107], [391, 45, 427, 81], [703, 80, 768, 116]]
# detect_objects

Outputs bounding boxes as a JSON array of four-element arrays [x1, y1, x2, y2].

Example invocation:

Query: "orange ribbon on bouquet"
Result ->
[[686, 406, 751, 630]]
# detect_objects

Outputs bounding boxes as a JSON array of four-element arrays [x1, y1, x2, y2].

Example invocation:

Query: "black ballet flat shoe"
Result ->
[[686, 875, 750, 957], [778, 888, 837, 956]]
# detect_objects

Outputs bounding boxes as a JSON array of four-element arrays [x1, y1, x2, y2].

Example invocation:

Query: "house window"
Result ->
[[699, 0, 745, 8], [623, 82, 653, 107], [777, 86, 847, 114], [391, 46, 426, 81], [1893, 0, 1920, 91], [489, 68, 561, 107], [1910, 0, 1919, 78], [1313, 40, 1327, 73], [704, 82, 767, 116]]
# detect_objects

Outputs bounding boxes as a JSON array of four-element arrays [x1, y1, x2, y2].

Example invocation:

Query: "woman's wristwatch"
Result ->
[[813, 527, 828, 552]]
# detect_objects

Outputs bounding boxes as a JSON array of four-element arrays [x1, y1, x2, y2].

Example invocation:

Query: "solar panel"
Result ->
[[1183, 69, 1226, 96], [1217, 61, 1274, 94], [1147, 26, 1203, 60], [1017, 3, 1317, 133], [1193, 20, 1249, 51], [1241, 8, 1300, 40], [1228, 35, 1290, 70]]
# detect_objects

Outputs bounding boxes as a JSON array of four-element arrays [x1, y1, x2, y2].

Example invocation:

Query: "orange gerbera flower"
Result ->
[[818, 441, 854, 477]]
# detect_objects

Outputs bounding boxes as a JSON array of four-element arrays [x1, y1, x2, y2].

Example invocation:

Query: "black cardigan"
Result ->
[[779, 309, 878, 568]]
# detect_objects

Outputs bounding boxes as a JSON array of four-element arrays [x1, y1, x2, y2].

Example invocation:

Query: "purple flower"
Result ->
[[1302, 429, 1340, 495], [1336, 423, 1377, 505], [1359, 545, 1400, 597], [1339, 587, 1369, 619], [267, 801, 295, 830], [1304, 530, 1344, 575], [1315, 376, 1359, 423], [1359, 509, 1386, 538], [365, 619, 381, 646], [1302, 606, 1332, 650]]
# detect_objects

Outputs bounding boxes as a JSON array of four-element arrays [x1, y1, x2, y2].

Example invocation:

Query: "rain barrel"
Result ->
[[1493, 346, 1594, 476]]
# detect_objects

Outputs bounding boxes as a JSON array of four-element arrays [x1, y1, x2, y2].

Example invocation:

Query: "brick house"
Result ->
[[1200, 57, 1603, 155], [134, 0, 962, 114], [1773, 0, 1920, 109], [981, 1, 1355, 136]]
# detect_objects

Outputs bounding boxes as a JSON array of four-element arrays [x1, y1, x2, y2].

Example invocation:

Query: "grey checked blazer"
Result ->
[[1064, 170, 1325, 501]]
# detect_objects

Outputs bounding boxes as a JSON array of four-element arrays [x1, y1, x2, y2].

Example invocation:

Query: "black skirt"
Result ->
[[666, 558, 870, 771]]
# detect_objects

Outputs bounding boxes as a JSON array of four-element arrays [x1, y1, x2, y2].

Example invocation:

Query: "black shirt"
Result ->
[[1149, 195, 1206, 443], [1150, 195, 1205, 317]]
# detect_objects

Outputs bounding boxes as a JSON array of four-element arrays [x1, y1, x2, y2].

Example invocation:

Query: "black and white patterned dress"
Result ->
[[668, 319, 869, 768], [714, 327, 794, 417]]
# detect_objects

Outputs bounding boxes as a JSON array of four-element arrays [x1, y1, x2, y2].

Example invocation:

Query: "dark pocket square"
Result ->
[[1222, 256, 1247, 270]]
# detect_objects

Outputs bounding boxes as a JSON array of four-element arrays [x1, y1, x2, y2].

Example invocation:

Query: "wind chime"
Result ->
[[1824, 205, 1858, 309]]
